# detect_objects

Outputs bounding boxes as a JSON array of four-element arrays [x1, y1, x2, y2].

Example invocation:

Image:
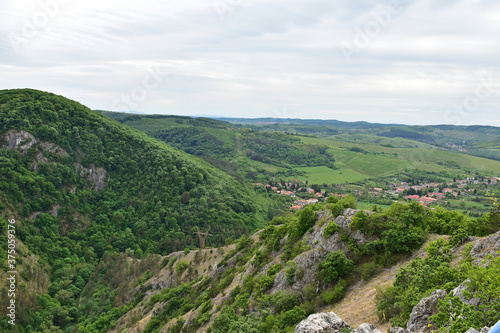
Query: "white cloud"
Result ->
[[0, 0, 499, 125]]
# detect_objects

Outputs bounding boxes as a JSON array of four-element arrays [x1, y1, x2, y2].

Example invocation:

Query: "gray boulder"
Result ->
[[470, 231, 500, 261], [354, 323, 382, 333], [407, 289, 447, 332], [389, 328, 410, 333], [465, 329, 479, 333], [295, 312, 351, 333], [452, 279, 482, 308]]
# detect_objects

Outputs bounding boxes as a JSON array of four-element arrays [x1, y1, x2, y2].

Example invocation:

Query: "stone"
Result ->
[[295, 312, 351, 333], [470, 231, 500, 261], [407, 289, 447, 332], [389, 328, 410, 333], [354, 323, 382, 333], [464, 328, 479, 333], [452, 279, 482, 308]]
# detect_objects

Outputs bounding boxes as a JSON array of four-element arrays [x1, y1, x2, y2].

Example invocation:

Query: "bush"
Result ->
[[358, 261, 381, 281], [327, 195, 339, 204], [350, 210, 368, 233], [267, 263, 283, 277], [175, 260, 189, 274], [330, 195, 356, 218], [285, 261, 297, 285], [323, 221, 340, 237], [323, 279, 348, 304], [259, 275, 275, 292], [318, 251, 354, 284]]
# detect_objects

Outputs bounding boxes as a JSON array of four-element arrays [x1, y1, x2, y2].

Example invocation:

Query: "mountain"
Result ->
[[0, 89, 267, 330]]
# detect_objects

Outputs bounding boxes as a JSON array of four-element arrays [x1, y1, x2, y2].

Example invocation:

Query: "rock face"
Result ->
[[470, 231, 500, 262], [465, 328, 480, 333], [295, 312, 351, 333], [407, 289, 447, 332], [76, 163, 109, 191], [2, 130, 37, 154], [354, 323, 382, 333], [389, 328, 410, 333], [452, 279, 482, 308]]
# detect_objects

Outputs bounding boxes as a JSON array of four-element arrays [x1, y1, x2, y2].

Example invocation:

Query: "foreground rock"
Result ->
[[295, 312, 383, 333], [295, 312, 351, 333], [406, 289, 446, 332], [354, 323, 382, 333]]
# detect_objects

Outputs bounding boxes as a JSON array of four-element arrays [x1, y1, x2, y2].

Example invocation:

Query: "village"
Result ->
[[254, 176, 500, 212]]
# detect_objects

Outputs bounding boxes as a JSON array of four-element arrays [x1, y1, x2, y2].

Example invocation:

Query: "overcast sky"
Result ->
[[1, 0, 499, 125]]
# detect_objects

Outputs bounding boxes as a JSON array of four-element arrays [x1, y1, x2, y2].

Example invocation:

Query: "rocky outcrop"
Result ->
[[452, 279, 482, 308], [465, 328, 491, 333], [294, 313, 384, 333], [2, 130, 68, 171], [470, 231, 500, 262], [389, 328, 410, 333], [407, 289, 446, 332], [465, 329, 479, 333], [354, 323, 382, 333], [2, 130, 37, 154], [295, 312, 351, 333], [76, 163, 109, 191]]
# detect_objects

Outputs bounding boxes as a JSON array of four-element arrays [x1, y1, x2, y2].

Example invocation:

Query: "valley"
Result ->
[[0, 89, 498, 333]]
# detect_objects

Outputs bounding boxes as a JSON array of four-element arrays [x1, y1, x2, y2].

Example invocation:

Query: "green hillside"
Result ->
[[219, 118, 500, 161], [103, 113, 337, 182], [0, 89, 270, 331], [101, 113, 500, 187], [297, 136, 500, 184]]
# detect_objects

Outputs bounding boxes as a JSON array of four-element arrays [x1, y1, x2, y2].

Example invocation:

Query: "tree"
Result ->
[[318, 251, 354, 284]]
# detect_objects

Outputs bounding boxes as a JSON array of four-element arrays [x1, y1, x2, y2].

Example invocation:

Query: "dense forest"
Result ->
[[0, 89, 274, 331]]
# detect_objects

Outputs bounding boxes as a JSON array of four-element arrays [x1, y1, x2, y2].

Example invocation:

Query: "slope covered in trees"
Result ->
[[0, 89, 268, 331]]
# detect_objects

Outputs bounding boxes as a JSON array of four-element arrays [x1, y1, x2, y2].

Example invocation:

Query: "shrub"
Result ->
[[175, 260, 189, 274], [323, 279, 348, 304], [259, 275, 275, 292], [323, 221, 340, 237], [285, 261, 297, 285], [267, 263, 283, 277], [327, 195, 339, 204], [358, 261, 381, 281], [350, 210, 368, 233], [318, 251, 354, 284]]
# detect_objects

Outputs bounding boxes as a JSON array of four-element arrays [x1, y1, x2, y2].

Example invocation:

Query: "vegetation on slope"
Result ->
[[0, 89, 270, 331], [78, 196, 499, 333], [100, 113, 336, 182]]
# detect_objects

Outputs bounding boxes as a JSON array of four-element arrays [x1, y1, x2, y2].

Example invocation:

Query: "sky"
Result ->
[[0, 0, 499, 126]]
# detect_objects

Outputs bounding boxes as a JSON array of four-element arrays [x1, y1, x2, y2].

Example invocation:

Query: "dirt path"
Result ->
[[328, 234, 446, 332]]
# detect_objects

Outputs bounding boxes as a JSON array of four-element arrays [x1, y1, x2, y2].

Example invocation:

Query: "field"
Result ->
[[297, 136, 500, 183]]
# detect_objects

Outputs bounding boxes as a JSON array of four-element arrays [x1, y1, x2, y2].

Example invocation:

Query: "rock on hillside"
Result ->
[[295, 312, 382, 333], [406, 289, 446, 333]]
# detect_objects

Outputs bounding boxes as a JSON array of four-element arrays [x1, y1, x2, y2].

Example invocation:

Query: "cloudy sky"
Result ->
[[1, 0, 499, 125]]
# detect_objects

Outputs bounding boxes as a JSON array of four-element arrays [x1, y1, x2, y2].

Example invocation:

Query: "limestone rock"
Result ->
[[452, 279, 482, 308], [465, 328, 479, 333], [389, 328, 410, 333], [76, 163, 109, 191], [407, 289, 447, 332], [295, 312, 351, 333], [354, 323, 382, 333], [470, 231, 500, 262], [2, 130, 37, 154]]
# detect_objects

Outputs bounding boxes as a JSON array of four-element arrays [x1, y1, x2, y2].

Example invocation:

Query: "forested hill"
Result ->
[[0, 89, 267, 253]]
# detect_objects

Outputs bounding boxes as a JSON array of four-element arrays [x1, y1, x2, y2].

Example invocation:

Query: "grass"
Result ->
[[297, 136, 500, 182], [295, 166, 368, 184]]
